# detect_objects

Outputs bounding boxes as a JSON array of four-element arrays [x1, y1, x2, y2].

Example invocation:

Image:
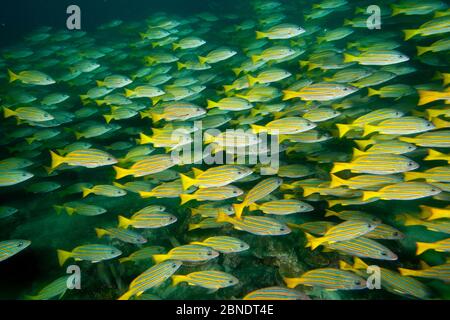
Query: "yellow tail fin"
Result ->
[[8, 69, 19, 83], [232, 203, 246, 220], [206, 100, 218, 109], [329, 174, 348, 188], [180, 173, 197, 191], [250, 124, 267, 134], [180, 194, 195, 205], [331, 162, 351, 173], [416, 46, 430, 56], [247, 75, 258, 87], [432, 117, 450, 129], [362, 191, 379, 201], [117, 290, 134, 300], [418, 90, 443, 106], [255, 31, 266, 39], [139, 191, 154, 199], [118, 216, 132, 229], [403, 172, 423, 181], [96, 80, 105, 87], [248, 203, 259, 211], [171, 275, 188, 286], [336, 123, 359, 138], [217, 210, 232, 223], [251, 55, 261, 64], [403, 29, 418, 41], [114, 166, 133, 180], [104, 115, 114, 124], [57, 249, 73, 266], [198, 56, 208, 65], [353, 257, 369, 270], [325, 209, 338, 218], [151, 113, 164, 123], [50, 151, 65, 169], [367, 88, 379, 97], [282, 90, 300, 101], [124, 88, 134, 97], [398, 268, 417, 277], [3, 107, 16, 118], [304, 232, 325, 250], [153, 254, 168, 263], [139, 133, 153, 145], [177, 61, 186, 70], [343, 53, 357, 63], [416, 242, 434, 255], [95, 228, 108, 238], [352, 148, 367, 159], [303, 187, 320, 197], [354, 139, 374, 150], [283, 277, 300, 289]]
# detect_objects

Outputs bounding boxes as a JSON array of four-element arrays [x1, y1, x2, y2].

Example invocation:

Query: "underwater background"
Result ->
[[0, 0, 449, 300]]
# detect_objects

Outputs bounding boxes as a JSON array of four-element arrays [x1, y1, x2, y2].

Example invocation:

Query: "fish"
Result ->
[[398, 264, 450, 282], [50, 149, 117, 170], [180, 185, 243, 205], [190, 236, 249, 253], [119, 246, 166, 263], [25, 276, 73, 300], [248, 199, 314, 215], [118, 261, 182, 300], [118, 212, 177, 229], [416, 238, 450, 255], [113, 154, 179, 179], [95, 227, 147, 244], [327, 237, 398, 260], [172, 270, 239, 290], [283, 268, 367, 290], [56, 244, 121, 266], [243, 287, 310, 300], [82, 185, 127, 198], [331, 154, 419, 175], [305, 220, 378, 250], [152, 244, 219, 263], [180, 165, 252, 190], [216, 210, 291, 236], [233, 177, 283, 219], [0, 170, 34, 187], [0, 240, 31, 262], [362, 182, 441, 201], [8, 69, 55, 85]]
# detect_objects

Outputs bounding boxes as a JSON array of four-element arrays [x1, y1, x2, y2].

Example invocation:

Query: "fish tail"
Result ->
[[188, 223, 200, 231], [336, 123, 358, 138], [367, 88, 379, 97], [151, 112, 164, 123], [416, 242, 434, 255], [118, 257, 129, 263], [403, 172, 423, 181], [223, 85, 234, 92], [247, 75, 258, 87], [117, 290, 134, 300], [95, 228, 108, 238], [152, 254, 168, 264], [50, 150, 65, 169], [398, 268, 418, 277], [138, 191, 154, 199], [339, 260, 354, 271], [232, 203, 246, 220], [343, 19, 352, 26], [171, 275, 188, 286], [180, 194, 195, 205], [343, 53, 357, 63], [329, 174, 348, 188], [354, 139, 374, 150], [250, 124, 267, 134], [327, 199, 339, 207], [432, 117, 449, 129], [96, 80, 105, 87], [3, 107, 16, 118], [304, 232, 323, 250], [232, 68, 242, 76], [113, 166, 132, 180], [180, 173, 196, 191], [7, 69, 18, 82], [139, 133, 153, 145], [152, 96, 162, 105], [390, 5, 402, 16], [418, 90, 443, 106], [331, 162, 351, 173], [118, 216, 132, 229], [302, 187, 320, 197], [353, 257, 369, 270], [283, 277, 300, 289], [255, 31, 266, 39], [198, 56, 208, 65], [403, 29, 418, 41], [251, 55, 261, 64], [53, 205, 65, 215], [324, 209, 338, 218], [248, 203, 259, 211], [104, 115, 113, 124], [217, 210, 232, 223], [424, 149, 445, 161], [203, 132, 216, 144], [416, 46, 430, 56], [362, 124, 378, 137], [57, 249, 72, 266], [74, 132, 83, 140], [362, 191, 379, 201], [177, 61, 186, 70], [25, 137, 35, 144], [172, 43, 180, 50], [352, 147, 369, 159], [124, 88, 134, 97], [65, 207, 76, 216], [206, 100, 218, 109]]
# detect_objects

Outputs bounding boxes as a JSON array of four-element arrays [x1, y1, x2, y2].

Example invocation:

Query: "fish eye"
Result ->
[[17, 242, 24, 247], [431, 188, 437, 192], [233, 190, 238, 194], [381, 251, 387, 256], [280, 227, 286, 232], [367, 224, 372, 228], [172, 263, 178, 268], [240, 244, 246, 248], [408, 162, 414, 166], [110, 250, 116, 254], [393, 232, 399, 237], [354, 280, 362, 286], [426, 123, 432, 127], [107, 157, 112, 161], [206, 250, 213, 256], [228, 280, 235, 284]]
